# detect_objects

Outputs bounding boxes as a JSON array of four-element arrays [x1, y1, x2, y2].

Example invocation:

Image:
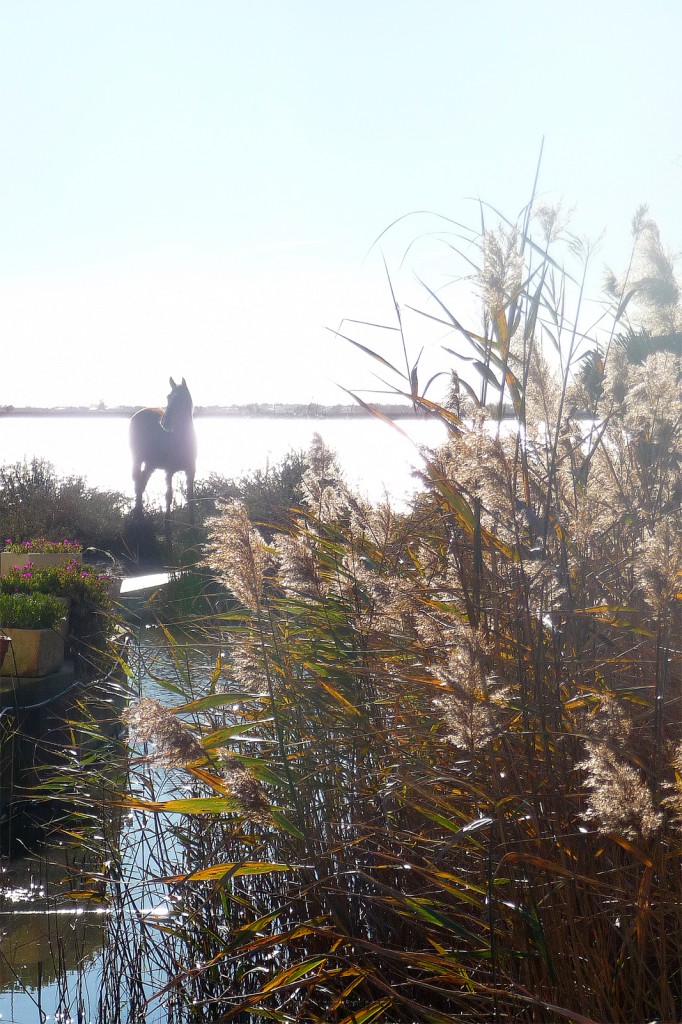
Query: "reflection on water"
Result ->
[[0, 851, 108, 997], [0, 626, 216, 1023]]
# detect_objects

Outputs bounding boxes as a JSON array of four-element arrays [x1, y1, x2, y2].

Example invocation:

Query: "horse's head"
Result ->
[[161, 377, 193, 430]]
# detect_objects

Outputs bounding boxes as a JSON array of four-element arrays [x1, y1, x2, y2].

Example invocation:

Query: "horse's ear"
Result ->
[[169, 377, 176, 388], [182, 377, 187, 387]]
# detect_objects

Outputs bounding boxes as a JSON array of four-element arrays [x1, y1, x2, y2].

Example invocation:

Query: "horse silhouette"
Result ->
[[130, 377, 197, 516]]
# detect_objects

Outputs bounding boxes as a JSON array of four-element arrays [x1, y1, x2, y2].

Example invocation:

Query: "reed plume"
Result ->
[[122, 697, 205, 766], [203, 499, 268, 613], [122, 696, 271, 822]]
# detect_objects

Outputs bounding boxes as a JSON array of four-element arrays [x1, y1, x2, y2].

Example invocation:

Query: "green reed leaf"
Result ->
[[260, 955, 328, 993]]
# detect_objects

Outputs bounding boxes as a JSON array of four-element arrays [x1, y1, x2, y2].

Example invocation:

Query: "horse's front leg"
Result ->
[[186, 470, 195, 523], [133, 461, 152, 513], [165, 470, 174, 519]]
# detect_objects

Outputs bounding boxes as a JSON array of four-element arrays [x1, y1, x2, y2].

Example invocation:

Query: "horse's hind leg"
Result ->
[[186, 470, 195, 523], [163, 471, 175, 555]]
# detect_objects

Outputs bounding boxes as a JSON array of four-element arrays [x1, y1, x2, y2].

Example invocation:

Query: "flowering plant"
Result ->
[[0, 563, 112, 608], [0, 592, 66, 630], [0, 562, 117, 677], [4, 537, 82, 554]]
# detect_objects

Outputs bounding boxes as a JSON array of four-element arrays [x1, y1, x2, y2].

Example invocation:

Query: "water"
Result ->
[[0, 414, 446, 510], [0, 628, 216, 1023]]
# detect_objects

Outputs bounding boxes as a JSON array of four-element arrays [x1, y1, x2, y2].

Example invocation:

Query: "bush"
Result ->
[[0, 592, 65, 629], [0, 562, 113, 607], [192, 450, 306, 538], [4, 536, 83, 554], [0, 458, 128, 557]]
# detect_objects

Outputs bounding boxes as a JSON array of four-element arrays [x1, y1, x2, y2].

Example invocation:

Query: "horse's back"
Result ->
[[130, 405, 196, 471], [130, 407, 163, 453]]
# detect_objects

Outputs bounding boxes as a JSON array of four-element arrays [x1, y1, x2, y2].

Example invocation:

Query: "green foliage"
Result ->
[[192, 449, 306, 536], [4, 536, 83, 553], [140, 568, 220, 623], [0, 563, 112, 606], [0, 592, 65, 629], [0, 458, 128, 555]]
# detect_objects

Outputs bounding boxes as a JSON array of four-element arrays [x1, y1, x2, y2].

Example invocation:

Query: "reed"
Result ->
[[180, 201, 681, 1021], [26, 197, 682, 1021]]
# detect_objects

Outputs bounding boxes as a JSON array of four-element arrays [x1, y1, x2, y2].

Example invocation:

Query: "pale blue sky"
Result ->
[[0, 1, 680, 407]]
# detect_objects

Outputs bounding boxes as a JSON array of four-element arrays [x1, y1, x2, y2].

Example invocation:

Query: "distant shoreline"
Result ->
[[0, 403, 424, 419]]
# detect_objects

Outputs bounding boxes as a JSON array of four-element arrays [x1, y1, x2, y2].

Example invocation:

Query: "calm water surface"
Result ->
[[0, 628, 219, 1023], [0, 415, 446, 508]]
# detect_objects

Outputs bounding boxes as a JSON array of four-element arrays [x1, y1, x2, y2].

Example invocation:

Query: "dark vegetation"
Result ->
[[0, 452, 307, 575], [191, 449, 306, 537], [0, 458, 128, 558]]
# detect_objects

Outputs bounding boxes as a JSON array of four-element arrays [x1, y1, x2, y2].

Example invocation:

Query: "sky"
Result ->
[[0, 1, 680, 409]]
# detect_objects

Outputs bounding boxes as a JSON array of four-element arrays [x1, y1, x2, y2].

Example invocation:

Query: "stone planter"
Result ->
[[0, 627, 65, 677], [0, 552, 80, 576]]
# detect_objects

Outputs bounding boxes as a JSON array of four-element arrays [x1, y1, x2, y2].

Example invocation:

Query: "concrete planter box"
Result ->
[[0, 628, 65, 677], [0, 552, 80, 576]]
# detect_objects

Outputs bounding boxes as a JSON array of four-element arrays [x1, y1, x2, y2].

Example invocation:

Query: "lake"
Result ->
[[0, 414, 446, 509]]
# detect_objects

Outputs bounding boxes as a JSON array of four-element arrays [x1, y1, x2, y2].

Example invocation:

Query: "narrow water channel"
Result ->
[[0, 624, 225, 1023]]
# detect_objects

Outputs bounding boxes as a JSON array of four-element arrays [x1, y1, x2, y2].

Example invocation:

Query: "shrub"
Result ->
[[4, 536, 83, 554], [0, 592, 65, 630], [192, 450, 306, 537], [0, 563, 112, 607], [0, 458, 128, 556]]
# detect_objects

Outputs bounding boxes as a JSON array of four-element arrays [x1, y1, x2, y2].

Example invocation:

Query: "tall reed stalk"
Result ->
[[93, 199, 682, 1021]]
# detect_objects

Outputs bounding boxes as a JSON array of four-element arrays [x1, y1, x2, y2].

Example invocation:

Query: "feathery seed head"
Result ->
[[432, 646, 509, 751], [277, 530, 324, 602], [122, 698, 205, 767], [203, 500, 268, 614], [634, 519, 682, 615], [480, 226, 523, 325], [580, 741, 661, 840]]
